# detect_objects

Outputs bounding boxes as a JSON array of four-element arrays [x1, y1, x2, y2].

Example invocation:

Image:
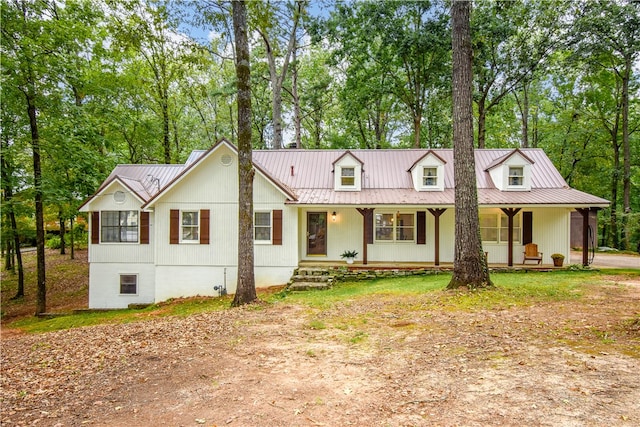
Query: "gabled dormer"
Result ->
[[333, 151, 364, 191], [485, 149, 534, 191], [408, 150, 446, 192]]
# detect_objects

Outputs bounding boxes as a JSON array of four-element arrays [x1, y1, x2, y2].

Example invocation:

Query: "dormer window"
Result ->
[[423, 167, 438, 187], [341, 167, 355, 186], [333, 151, 363, 191], [508, 167, 524, 186], [409, 151, 446, 192], [485, 149, 534, 191]]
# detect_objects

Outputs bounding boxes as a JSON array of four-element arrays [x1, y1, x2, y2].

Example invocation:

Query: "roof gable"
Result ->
[[484, 148, 534, 172]]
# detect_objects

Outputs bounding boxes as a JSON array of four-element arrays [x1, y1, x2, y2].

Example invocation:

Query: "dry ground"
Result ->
[[1, 264, 640, 426]]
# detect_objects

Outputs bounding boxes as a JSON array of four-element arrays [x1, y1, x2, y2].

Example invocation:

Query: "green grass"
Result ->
[[5, 270, 636, 334]]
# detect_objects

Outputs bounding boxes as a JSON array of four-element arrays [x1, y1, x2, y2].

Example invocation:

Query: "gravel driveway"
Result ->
[[570, 251, 640, 269]]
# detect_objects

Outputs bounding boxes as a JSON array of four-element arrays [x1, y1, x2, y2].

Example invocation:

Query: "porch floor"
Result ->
[[298, 260, 561, 271]]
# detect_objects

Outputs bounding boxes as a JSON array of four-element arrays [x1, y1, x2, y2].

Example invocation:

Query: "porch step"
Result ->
[[288, 281, 332, 291], [287, 267, 335, 291]]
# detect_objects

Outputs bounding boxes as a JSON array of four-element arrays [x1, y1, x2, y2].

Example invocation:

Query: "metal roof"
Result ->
[[82, 147, 609, 209]]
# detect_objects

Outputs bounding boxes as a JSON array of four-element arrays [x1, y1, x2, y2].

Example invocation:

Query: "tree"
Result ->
[[572, 0, 640, 250], [232, 0, 258, 306], [471, 0, 565, 148], [252, 0, 306, 149], [447, 0, 491, 290]]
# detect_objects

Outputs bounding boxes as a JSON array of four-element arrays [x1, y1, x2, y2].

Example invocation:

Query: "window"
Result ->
[[480, 213, 521, 243], [254, 211, 271, 242], [423, 167, 438, 186], [508, 167, 524, 186], [181, 211, 199, 241], [341, 167, 355, 186], [120, 274, 137, 294], [101, 211, 138, 243], [375, 212, 415, 242]]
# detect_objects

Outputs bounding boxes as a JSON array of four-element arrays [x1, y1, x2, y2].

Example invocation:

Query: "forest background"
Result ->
[[1, 0, 638, 276]]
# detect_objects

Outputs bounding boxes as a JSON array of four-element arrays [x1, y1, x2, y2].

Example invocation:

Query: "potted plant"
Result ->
[[340, 250, 358, 264], [551, 253, 565, 267]]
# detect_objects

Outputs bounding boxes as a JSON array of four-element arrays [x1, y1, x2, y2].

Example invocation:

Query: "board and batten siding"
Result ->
[[152, 145, 297, 297], [479, 207, 571, 264], [88, 181, 154, 265]]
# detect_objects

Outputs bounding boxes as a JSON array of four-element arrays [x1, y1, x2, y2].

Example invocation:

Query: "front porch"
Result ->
[[288, 260, 564, 291], [298, 260, 561, 272]]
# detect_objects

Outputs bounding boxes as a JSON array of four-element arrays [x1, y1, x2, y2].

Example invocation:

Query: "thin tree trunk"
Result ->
[[292, 46, 301, 149], [476, 97, 487, 148], [232, 0, 257, 307], [70, 216, 75, 260], [447, 0, 491, 290], [413, 115, 421, 148], [59, 214, 66, 255], [25, 88, 46, 314], [11, 208, 24, 299]]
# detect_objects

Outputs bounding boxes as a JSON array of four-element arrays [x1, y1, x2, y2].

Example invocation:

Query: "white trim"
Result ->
[[254, 210, 272, 244]]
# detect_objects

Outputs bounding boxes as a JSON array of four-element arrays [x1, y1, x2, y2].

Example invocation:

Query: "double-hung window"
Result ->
[[181, 211, 199, 242], [254, 211, 272, 242], [423, 167, 438, 187], [101, 211, 138, 243], [480, 213, 521, 243], [375, 212, 415, 242], [120, 274, 137, 294], [341, 167, 355, 186], [508, 167, 524, 186]]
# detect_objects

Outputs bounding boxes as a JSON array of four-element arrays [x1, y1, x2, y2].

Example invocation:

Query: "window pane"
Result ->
[[120, 275, 137, 294], [182, 211, 198, 226], [423, 167, 437, 186], [255, 212, 271, 226], [255, 226, 271, 241], [102, 211, 138, 242], [375, 213, 394, 240], [481, 228, 498, 242], [341, 167, 355, 186]]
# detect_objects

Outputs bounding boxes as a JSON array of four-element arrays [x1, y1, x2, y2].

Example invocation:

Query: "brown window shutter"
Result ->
[[140, 211, 150, 244], [170, 209, 179, 244], [272, 209, 283, 245], [91, 211, 100, 244], [523, 211, 533, 245], [200, 209, 210, 244], [417, 211, 426, 245], [365, 210, 374, 244]]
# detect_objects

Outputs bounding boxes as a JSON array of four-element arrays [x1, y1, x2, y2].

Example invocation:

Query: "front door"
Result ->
[[307, 212, 327, 256]]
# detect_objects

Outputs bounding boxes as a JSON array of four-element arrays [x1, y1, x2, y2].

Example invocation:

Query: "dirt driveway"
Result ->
[[2, 276, 640, 427]]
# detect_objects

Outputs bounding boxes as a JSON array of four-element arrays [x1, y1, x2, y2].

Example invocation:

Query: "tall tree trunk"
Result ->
[[610, 139, 620, 249], [232, 0, 257, 307], [162, 97, 171, 163], [621, 57, 631, 250], [25, 88, 46, 314], [447, 0, 491, 290]]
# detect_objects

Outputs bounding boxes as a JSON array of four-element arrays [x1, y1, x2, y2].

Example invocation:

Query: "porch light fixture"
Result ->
[[332, 211, 337, 222]]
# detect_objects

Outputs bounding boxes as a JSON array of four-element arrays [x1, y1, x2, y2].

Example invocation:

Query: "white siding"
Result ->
[[88, 181, 154, 264], [89, 263, 155, 309], [480, 207, 570, 264]]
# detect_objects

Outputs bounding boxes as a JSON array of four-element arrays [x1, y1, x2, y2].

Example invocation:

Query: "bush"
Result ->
[[45, 235, 62, 249]]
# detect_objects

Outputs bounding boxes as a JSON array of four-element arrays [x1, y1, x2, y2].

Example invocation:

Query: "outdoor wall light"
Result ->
[[332, 211, 337, 222]]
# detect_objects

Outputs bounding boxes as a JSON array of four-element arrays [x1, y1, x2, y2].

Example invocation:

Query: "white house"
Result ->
[[79, 139, 609, 308]]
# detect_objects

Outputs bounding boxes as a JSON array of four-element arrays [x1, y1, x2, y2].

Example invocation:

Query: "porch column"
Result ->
[[501, 208, 521, 267], [428, 208, 446, 266], [356, 208, 374, 265], [576, 208, 597, 267]]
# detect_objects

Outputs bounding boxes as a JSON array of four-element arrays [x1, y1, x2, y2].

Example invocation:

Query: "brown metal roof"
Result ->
[[254, 148, 608, 207], [83, 147, 608, 209]]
